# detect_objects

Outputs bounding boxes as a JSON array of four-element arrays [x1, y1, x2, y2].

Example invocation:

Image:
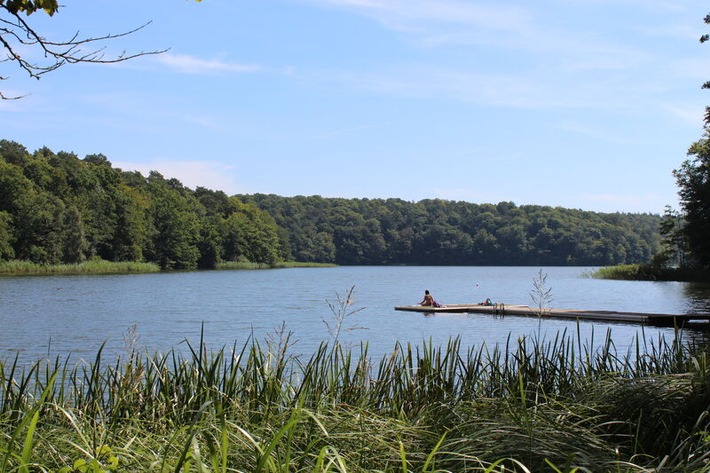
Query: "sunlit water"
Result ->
[[1, 266, 709, 367]]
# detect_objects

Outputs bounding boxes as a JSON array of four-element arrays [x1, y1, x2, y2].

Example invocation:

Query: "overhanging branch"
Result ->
[[1, 5, 167, 98]]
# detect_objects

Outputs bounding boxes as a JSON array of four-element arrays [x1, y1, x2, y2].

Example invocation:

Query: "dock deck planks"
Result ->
[[394, 304, 710, 327]]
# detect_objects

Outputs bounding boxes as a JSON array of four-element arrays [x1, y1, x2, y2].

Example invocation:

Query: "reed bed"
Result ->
[[0, 259, 331, 275], [592, 264, 710, 282], [1, 328, 709, 472], [0, 260, 160, 275], [215, 261, 337, 270]]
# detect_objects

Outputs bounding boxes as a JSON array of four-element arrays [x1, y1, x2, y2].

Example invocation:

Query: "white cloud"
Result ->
[[114, 160, 242, 194], [157, 53, 262, 75]]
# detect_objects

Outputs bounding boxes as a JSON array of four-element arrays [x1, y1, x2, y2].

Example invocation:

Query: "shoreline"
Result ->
[[0, 259, 335, 276]]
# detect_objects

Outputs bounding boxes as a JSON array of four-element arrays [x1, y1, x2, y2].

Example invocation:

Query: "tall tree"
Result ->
[[702, 13, 710, 126], [0, 210, 13, 260], [144, 172, 201, 270], [671, 13, 710, 271], [674, 132, 710, 269], [222, 197, 282, 265]]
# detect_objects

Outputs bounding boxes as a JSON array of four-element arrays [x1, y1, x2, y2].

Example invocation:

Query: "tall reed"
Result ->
[[0, 260, 160, 275], [1, 326, 708, 472]]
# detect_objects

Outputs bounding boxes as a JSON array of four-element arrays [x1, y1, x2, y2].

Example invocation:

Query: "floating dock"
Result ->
[[394, 304, 710, 327]]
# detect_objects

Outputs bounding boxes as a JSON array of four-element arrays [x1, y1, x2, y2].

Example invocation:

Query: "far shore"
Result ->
[[4, 260, 708, 282], [0, 260, 335, 276], [592, 263, 710, 282]]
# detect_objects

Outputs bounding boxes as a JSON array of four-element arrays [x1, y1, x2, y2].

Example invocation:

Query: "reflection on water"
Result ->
[[1, 266, 709, 368], [684, 282, 710, 315]]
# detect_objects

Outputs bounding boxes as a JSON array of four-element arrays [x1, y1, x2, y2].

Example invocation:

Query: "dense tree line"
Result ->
[[0, 140, 281, 269], [0, 139, 662, 269], [239, 194, 661, 266]]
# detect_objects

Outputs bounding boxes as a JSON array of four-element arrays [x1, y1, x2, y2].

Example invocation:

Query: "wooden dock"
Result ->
[[394, 304, 710, 327]]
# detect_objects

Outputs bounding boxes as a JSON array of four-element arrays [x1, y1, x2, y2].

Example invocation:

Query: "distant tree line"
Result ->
[[239, 194, 661, 266], [0, 140, 281, 269], [0, 139, 662, 269]]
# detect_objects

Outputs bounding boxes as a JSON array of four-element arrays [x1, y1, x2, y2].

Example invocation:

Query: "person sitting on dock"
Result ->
[[479, 298, 494, 306], [420, 290, 434, 306], [420, 290, 443, 307]]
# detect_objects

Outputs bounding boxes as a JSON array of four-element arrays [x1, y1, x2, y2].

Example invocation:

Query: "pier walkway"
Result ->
[[394, 304, 710, 327]]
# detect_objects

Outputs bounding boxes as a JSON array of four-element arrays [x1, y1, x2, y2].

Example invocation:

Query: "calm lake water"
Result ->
[[2, 266, 710, 367]]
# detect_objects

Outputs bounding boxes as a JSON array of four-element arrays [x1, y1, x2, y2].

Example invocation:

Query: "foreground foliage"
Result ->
[[1, 328, 709, 472]]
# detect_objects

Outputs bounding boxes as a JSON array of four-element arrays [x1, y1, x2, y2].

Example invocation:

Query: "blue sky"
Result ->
[[2, 0, 709, 214]]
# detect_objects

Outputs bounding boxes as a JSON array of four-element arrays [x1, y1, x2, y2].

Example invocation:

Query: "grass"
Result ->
[[0, 260, 334, 275], [0, 259, 160, 275], [1, 326, 709, 472], [216, 261, 337, 270], [593, 264, 710, 282]]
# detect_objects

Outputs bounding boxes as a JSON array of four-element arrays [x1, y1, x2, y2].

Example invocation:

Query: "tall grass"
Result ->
[[0, 259, 332, 275], [216, 261, 337, 270], [592, 264, 710, 282], [1, 327, 709, 472], [0, 260, 160, 275]]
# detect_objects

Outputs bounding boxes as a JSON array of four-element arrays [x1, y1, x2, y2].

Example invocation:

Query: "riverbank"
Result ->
[[0, 259, 336, 275], [215, 261, 337, 270], [0, 259, 161, 275], [1, 330, 708, 472], [593, 263, 710, 282]]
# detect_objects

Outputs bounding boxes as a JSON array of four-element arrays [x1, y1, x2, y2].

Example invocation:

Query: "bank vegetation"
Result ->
[[0, 327, 708, 472]]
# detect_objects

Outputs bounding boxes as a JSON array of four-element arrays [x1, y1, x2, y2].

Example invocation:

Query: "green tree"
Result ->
[[196, 216, 222, 269], [144, 172, 200, 270], [655, 206, 686, 268], [702, 12, 710, 125], [670, 13, 710, 271], [11, 187, 64, 263], [220, 212, 249, 262], [222, 198, 281, 264], [674, 131, 710, 269], [110, 185, 148, 262], [0, 146, 65, 263], [0, 210, 14, 260], [61, 204, 87, 263]]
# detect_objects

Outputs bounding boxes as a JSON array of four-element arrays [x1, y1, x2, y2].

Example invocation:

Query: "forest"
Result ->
[[0, 139, 662, 269], [241, 193, 661, 266]]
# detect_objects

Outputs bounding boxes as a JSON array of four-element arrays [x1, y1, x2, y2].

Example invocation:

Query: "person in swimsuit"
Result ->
[[420, 290, 435, 306]]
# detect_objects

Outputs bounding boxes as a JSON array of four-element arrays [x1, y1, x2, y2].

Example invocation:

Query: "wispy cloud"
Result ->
[[306, 0, 530, 32], [114, 159, 242, 194], [300, 0, 705, 121], [157, 53, 263, 75]]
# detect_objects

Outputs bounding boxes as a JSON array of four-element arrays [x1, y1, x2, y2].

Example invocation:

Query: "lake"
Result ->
[[2, 266, 710, 367]]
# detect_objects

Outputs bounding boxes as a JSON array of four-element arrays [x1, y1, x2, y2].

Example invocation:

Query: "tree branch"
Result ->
[[1, 4, 167, 99]]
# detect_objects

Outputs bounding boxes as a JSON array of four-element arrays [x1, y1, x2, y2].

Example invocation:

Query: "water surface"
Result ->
[[1, 266, 709, 366]]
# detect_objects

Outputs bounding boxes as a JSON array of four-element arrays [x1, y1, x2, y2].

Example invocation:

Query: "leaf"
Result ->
[[18, 409, 40, 473]]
